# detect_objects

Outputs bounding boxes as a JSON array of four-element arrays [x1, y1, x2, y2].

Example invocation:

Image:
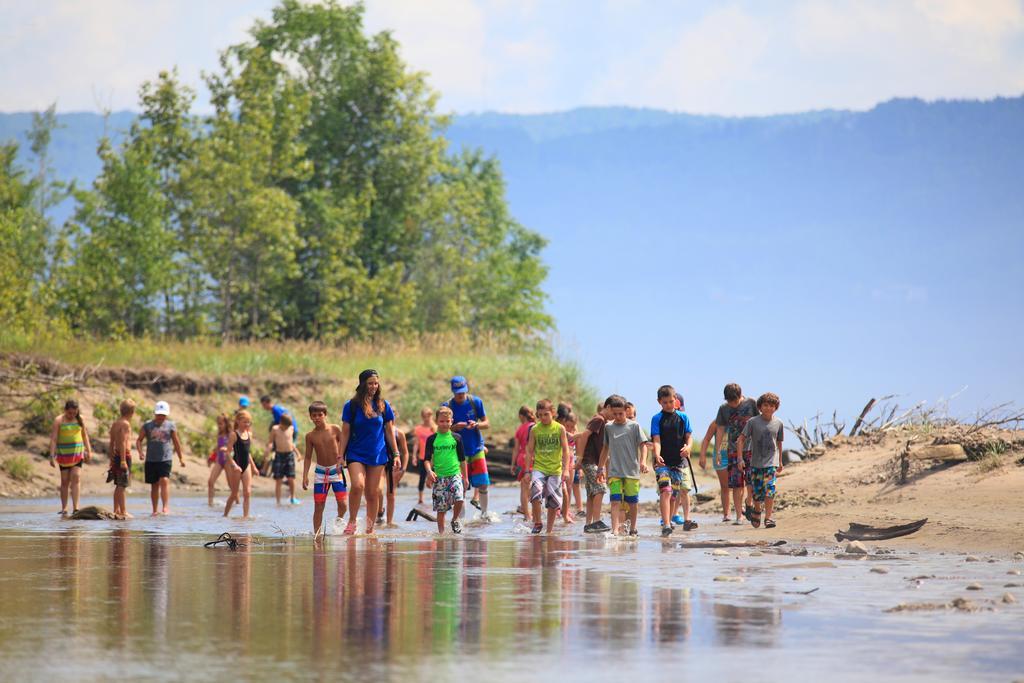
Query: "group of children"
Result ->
[[47, 380, 785, 536], [504, 383, 785, 536]]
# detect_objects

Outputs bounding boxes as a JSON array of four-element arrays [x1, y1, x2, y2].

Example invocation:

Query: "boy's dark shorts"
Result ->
[[727, 451, 752, 489], [272, 452, 296, 480], [107, 457, 132, 488], [144, 460, 172, 484]]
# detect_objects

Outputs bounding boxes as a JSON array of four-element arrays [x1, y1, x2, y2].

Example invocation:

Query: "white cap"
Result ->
[[154, 401, 170, 416]]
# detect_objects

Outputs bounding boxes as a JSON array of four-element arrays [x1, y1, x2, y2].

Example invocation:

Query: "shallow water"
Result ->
[[0, 490, 1021, 682]]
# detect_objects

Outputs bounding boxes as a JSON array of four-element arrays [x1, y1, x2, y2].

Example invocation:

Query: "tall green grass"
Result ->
[[1, 333, 597, 437]]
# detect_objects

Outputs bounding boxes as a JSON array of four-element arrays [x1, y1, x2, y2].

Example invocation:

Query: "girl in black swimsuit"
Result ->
[[224, 410, 257, 518]]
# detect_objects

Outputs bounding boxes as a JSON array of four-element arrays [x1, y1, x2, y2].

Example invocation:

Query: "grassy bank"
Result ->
[[0, 333, 596, 438]]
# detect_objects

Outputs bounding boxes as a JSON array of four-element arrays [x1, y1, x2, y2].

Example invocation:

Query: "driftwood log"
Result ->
[[834, 518, 927, 542]]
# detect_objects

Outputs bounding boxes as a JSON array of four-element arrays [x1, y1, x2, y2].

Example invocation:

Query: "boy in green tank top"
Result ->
[[526, 399, 571, 534], [423, 406, 469, 534]]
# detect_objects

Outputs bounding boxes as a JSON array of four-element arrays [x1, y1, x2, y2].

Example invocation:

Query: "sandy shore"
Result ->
[[677, 427, 1024, 554]]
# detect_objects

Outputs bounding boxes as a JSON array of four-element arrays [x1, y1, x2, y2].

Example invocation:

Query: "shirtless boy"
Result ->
[[107, 399, 135, 519], [302, 401, 348, 536], [269, 414, 301, 505]]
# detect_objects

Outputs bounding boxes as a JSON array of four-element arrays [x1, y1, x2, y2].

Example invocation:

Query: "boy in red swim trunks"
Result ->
[[302, 401, 348, 537]]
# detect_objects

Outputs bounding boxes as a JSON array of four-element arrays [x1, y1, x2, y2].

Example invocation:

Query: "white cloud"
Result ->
[[1, 1, 1023, 115], [0, 0, 272, 112], [362, 0, 488, 111]]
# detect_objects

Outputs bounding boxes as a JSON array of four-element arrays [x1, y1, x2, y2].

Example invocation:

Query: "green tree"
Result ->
[[185, 47, 311, 339], [412, 150, 551, 337], [242, 0, 445, 338], [57, 135, 172, 337], [0, 142, 55, 333]]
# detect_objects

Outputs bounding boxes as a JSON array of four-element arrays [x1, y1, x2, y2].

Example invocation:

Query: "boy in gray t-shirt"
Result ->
[[598, 397, 649, 536], [737, 392, 783, 530]]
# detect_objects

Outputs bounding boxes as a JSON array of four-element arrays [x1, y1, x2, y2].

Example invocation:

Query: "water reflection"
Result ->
[[0, 531, 790, 678]]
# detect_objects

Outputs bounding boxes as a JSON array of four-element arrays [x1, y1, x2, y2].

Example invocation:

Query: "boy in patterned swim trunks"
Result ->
[[737, 392, 784, 529], [107, 399, 135, 519], [578, 396, 614, 533], [526, 399, 571, 534], [650, 385, 696, 536], [302, 401, 348, 537], [715, 383, 759, 525], [423, 406, 469, 534]]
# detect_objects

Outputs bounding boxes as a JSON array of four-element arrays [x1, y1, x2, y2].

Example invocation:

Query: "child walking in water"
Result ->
[[556, 406, 578, 524], [224, 410, 258, 518], [598, 396, 649, 536], [269, 414, 301, 505], [737, 393, 784, 529], [423, 406, 468, 534], [137, 401, 186, 516], [49, 399, 92, 515], [411, 407, 436, 506], [526, 400, 572, 534], [208, 413, 231, 506], [513, 405, 535, 524], [302, 401, 348, 538], [107, 399, 135, 519], [380, 409, 409, 528]]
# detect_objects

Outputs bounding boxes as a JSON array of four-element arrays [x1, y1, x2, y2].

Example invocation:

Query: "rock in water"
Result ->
[[711, 549, 729, 556], [870, 567, 889, 574], [713, 575, 744, 583], [845, 541, 869, 554], [69, 506, 120, 520], [965, 556, 980, 562], [1002, 593, 1016, 604], [966, 583, 983, 591]]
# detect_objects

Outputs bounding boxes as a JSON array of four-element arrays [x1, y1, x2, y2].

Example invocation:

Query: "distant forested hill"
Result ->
[[3, 97, 1022, 232]]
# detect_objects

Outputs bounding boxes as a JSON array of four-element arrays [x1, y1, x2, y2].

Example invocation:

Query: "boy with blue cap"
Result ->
[[443, 376, 491, 518]]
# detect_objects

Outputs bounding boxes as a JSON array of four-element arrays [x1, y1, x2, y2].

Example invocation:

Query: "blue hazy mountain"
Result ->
[[2, 98, 1022, 425]]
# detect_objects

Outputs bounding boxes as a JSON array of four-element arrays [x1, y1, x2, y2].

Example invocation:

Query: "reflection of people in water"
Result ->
[[708, 598, 782, 647], [650, 586, 692, 644], [107, 529, 132, 643]]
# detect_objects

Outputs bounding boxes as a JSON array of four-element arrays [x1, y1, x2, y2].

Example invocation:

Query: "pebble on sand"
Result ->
[[966, 583, 983, 591], [845, 541, 869, 554], [714, 576, 745, 583], [1002, 593, 1016, 604], [870, 567, 889, 574]]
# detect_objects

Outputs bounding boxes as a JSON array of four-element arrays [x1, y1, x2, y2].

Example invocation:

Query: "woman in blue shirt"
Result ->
[[338, 369, 401, 534]]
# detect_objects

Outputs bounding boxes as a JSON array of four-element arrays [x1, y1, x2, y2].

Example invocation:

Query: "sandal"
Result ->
[[750, 509, 762, 529], [721, 515, 730, 523], [683, 520, 698, 531], [764, 518, 776, 529], [343, 521, 357, 535], [743, 504, 754, 521]]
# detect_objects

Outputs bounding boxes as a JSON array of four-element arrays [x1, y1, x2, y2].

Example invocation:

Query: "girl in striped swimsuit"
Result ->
[[48, 399, 93, 515]]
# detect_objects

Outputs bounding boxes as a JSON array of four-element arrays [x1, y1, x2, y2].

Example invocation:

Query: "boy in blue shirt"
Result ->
[[443, 376, 491, 518], [651, 385, 696, 536]]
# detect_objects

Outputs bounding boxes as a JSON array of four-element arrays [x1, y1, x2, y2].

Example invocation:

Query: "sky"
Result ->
[[2, 0, 1024, 115], [2, 0, 1023, 430]]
